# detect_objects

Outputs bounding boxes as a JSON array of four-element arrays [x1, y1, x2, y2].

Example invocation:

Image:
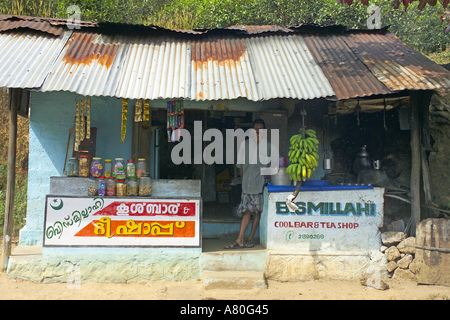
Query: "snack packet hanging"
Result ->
[[121, 98, 128, 142]]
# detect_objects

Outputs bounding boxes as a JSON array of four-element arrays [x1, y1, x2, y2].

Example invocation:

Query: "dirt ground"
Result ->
[[0, 272, 448, 300]]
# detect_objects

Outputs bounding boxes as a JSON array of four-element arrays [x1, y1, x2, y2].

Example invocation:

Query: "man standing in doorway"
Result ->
[[225, 119, 276, 249]]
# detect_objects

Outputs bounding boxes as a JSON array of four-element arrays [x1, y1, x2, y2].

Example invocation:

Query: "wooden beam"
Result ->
[[409, 91, 421, 236], [409, 90, 433, 236], [1, 89, 19, 271]]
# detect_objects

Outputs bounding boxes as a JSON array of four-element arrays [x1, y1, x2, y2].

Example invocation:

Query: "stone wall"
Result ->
[[381, 232, 417, 281]]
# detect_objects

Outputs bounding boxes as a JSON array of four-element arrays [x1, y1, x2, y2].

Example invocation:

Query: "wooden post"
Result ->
[[409, 90, 433, 236], [409, 91, 421, 236], [1, 88, 19, 271]]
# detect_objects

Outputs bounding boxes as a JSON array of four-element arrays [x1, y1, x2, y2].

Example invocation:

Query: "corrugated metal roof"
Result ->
[[0, 30, 71, 88], [344, 32, 450, 91], [248, 35, 334, 100], [40, 31, 129, 97], [116, 36, 192, 100], [304, 34, 392, 100], [39, 32, 335, 101], [0, 15, 97, 36], [1, 15, 450, 102]]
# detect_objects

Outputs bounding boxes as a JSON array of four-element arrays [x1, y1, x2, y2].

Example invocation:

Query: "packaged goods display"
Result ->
[[67, 157, 79, 177], [104, 159, 112, 178], [90, 157, 103, 178], [114, 158, 126, 179], [98, 177, 106, 196], [137, 158, 146, 179], [139, 172, 152, 196], [66, 153, 153, 197], [127, 159, 136, 178], [79, 155, 90, 177], [106, 177, 116, 196], [87, 178, 98, 196], [116, 179, 126, 196], [127, 178, 138, 196]]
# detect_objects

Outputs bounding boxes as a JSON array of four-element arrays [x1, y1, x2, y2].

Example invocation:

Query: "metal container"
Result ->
[[353, 145, 372, 174], [271, 167, 292, 186], [323, 151, 333, 170], [373, 159, 381, 170]]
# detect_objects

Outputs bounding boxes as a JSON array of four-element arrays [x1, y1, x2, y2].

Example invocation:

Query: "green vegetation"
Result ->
[[0, 0, 449, 54]]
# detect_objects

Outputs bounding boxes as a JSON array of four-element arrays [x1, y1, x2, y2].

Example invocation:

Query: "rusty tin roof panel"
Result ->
[[116, 36, 260, 101], [0, 30, 71, 88], [344, 32, 450, 91], [115, 36, 192, 100], [248, 35, 335, 100], [40, 31, 129, 97], [114, 34, 334, 101], [0, 15, 97, 36], [304, 34, 392, 100], [190, 37, 260, 101]]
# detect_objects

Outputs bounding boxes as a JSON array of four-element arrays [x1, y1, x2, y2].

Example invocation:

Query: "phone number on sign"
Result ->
[[298, 234, 324, 239]]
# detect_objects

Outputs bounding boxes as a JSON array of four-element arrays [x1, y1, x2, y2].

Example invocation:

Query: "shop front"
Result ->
[[2, 16, 450, 283]]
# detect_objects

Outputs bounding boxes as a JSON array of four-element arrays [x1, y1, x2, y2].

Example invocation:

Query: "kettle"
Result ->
[[353, 145, 372, 174]]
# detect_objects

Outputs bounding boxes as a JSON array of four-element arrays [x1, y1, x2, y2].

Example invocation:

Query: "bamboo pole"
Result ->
[[1, 89, 19, 272]]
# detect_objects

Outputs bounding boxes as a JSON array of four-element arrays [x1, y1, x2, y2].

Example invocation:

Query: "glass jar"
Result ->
[[127, 159, 136, 178], [127, 178, 138, 196], [79, 155, 90, 177], [106, 177, 116, 196], [114, 158, 126, 179], [116, 179, 126, 196], [104, 159, 112, 178], [67, 157, 79, 177], [90, 157, 103, 178], [136, 158, 147, 179], [98, 177, 106, 196], [139, 172, 152, 196], [87, 178, 98, 196]]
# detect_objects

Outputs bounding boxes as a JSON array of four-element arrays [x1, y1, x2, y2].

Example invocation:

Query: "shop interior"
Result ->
[[148, 107, 288, 222]]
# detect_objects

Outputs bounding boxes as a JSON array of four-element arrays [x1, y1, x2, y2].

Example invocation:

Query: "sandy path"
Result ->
[[0, 272, 448, 300]]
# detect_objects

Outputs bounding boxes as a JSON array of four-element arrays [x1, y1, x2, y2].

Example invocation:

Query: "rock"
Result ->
[[381, 232, 406, 246], [409, 259, 417, 274], [391, 219, 406, 232], [380, 246, 388, 253], [397, 237, 416, 254], [386, 261, 398, 273], [392, 268, 416, 281], [397, 254, 413, 269], [360, 274, 390, 290], [415, 218, 450, 286], [385, 246, 401, 261]]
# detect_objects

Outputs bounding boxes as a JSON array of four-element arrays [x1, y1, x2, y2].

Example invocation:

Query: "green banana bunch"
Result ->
[[286, 128, 319, 182]]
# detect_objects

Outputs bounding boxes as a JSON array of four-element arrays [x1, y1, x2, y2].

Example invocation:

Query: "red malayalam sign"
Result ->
[[93, 201, 197, 216]]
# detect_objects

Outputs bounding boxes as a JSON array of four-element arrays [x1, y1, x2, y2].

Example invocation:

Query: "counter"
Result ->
[[260, 184, 387, 281], [45, 177, 202, 248]]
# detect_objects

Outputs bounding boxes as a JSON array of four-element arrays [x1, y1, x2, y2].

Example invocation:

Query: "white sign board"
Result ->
[[266, 188, 384, 251], [44, 196, 201, 247]]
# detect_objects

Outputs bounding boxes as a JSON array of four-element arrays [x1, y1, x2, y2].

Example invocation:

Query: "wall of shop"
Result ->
[[19, 91, 274, 245], [7, 246, 202, 282], [20, 91, 133, 245]]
